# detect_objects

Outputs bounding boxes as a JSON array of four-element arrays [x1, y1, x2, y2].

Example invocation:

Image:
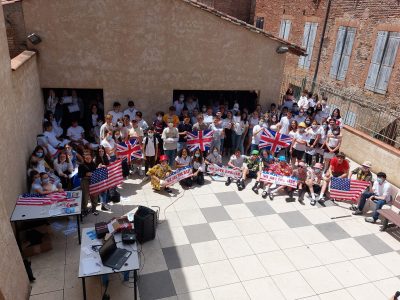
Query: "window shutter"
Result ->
[[304, 23, 318, 69], [299, 22, 311, 68], [337, 27, 356, 81], [279, 20, 285, 39], [365, 31, 388, 91], [330, 26, 346, 79], [375, 32, 400, 94], [284, 20, 291, 40]]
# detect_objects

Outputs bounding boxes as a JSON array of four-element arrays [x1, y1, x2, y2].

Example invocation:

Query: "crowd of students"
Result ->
[[26, 88, 394, 223]]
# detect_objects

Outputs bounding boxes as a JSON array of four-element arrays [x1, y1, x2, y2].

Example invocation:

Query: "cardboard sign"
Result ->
[[260, 172, 298, 188], [208, 164, 242, 179], [164, 166, 193, 186]]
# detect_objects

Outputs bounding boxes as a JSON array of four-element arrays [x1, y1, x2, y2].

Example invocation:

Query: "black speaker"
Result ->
[[134, 206, 157, 243]]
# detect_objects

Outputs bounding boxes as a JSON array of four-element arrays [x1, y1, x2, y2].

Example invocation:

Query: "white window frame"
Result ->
[[279, 19, 291, 40], [330, 26, 356, 81], [298, 22, 318, 70]]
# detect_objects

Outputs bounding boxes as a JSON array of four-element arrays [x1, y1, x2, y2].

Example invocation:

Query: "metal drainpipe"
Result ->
[[312, 0, 332, 92]]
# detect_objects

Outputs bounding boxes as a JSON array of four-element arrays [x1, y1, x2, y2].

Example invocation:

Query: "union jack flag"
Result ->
[[16, 192, 75, 206], [186, 130, 213, 152], [259, 129, 292, 153], [116, 138, 142, 163]]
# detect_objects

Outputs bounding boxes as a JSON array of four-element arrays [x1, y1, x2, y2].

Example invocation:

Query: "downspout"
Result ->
[[312, 0, 332, 92]]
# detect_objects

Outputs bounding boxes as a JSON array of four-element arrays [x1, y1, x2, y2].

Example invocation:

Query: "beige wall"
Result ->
[[0, 7, 43, 300], [22, 0, 287, 117], [341, 126, 400, 189]]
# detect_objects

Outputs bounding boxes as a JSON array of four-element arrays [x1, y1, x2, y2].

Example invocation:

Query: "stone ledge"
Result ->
[[11, 50, 36, 71]]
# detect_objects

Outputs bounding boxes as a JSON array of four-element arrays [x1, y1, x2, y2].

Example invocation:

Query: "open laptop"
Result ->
[[99, 235, 131, 270]]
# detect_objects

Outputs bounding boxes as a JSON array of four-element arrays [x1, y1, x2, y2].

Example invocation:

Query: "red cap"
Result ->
[[159, 155, 168, 162]]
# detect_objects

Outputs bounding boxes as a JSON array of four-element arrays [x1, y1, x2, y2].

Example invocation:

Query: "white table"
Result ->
[[78, 227, 140, 300], [10, 191, 82, 245]]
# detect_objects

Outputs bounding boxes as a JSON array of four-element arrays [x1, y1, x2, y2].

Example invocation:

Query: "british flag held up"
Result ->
[[186, 130, 214, 152], [116, 138, 142, 163], [259, 129, 292, 153]]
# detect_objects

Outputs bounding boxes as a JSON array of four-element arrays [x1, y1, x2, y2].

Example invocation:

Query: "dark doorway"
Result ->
[[172, 90, 259, 113]]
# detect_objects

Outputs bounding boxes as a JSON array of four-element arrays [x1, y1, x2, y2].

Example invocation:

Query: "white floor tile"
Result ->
[[257, 214, 290, 232], [177, 289, 214, 300], [242, 277, 285, 300], [229, 255, 268, 281], [300, 209, 333, 225], [268, 199, 298, 213], [375, 252, 400, 276], [173, 196, 199, 211], [335, 218, 373, 237], [200, 260, 239, 288], [308, 242, 347, 265], [257, 250, 296, 275], [347, 283, 387, 300], [170, 265, 209, 294], [192, 240, 226, 264], [326, 261, 369, 288], [211, 283, 250, 300], [209, 220, 241, 239], [331, 238, 370, 260], [300, 266, 343, 294], [351, 256, 393, 281], [219, 236, 254, 258], [322, 206, 352, 219], [284, 246, 322, 270], [272, 271, 316, 300], [318, 289, 354, 300], [177, 209, 207, 226], [269, 229, 304, 249], [293, 225, 328, 245], [224, 204, 254, 219], [194, 194, 221, 208], [234, 217, 265, 236], [157, 226, 189, 248], [244, 232, 280, 254], [374, 277, 400, 299]]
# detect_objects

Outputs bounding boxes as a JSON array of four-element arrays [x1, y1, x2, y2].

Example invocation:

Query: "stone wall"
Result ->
[[2, 1, 27, 58], [196, 0, 253, 22], [22, 0, 287, 117], [0, 7, 43, 300]]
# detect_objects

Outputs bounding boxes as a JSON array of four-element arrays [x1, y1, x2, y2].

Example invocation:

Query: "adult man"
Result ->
[[177, 116, 192, 152], [161, 122, 179, 167], [123, 100, 137, 121], [318, 152, 349, 203], [108, 102, 124, 125], [350, 161, 373, 183], [353, 172, 392, 223], [305, 162, 324, 205], [226, 149, 247, 190]]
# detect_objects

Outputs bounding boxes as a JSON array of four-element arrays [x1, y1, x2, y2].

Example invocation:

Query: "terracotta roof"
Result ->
[[182, 0, 306, 56]]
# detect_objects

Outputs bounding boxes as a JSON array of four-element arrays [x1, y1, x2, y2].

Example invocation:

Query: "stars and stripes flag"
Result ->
[[330, 177, 371, 202], [16, 192, 73, 206], [116, 138, 142, 163], [89, 160, 124, 195], [186, 130, 214, 152], [259, 129, 292, 153]]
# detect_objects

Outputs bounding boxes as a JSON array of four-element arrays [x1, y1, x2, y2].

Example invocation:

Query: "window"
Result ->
[[365, 31, 400, 94], [344, 111, 357, 127], [330, 26, 356, 81], [298, 22, 318, 70], [255, 17, 264, 30], [279, 19, 291, 40]]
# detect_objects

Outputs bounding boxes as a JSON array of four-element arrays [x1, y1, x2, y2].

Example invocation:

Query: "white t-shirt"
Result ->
[[123, 108, 137, 121], [372, 181, 392, 202], [279, 116, 291, 135], [298, 96, 309, 110], [229, 154, 246, 168], [101, 138, 116, 154], [44, 131, 60, 148], [108, 111, 124, 125], [175, 156, 191, 166], [67, 126, 84, 141], [129, 126, 144, 138], [142, 136, 159, 157], [100, 123, 114, 140], [293, 132, 308, 151], [251, 124, 263, 145]]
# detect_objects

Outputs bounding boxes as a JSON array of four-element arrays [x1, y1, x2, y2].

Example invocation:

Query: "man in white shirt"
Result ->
[[353, 172, 392, 223], [278, 111, 292, 135], [108, 102, 124, 125], [123, 100, 137, 121], [173, 94, 185, 116]]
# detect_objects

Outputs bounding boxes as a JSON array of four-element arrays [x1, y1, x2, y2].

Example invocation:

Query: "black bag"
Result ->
[[109, 189, 120, 203], [95, 222, 109, 239]]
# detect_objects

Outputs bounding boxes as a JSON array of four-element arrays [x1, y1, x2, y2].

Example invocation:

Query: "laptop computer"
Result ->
[[99, 235, 131, 270]]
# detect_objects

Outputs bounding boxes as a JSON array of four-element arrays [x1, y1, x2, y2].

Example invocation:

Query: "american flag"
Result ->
[[186, 130, 213, 152], [16, 192, 72, 206], [89, 160, 124, 195], [116, 138, 142, 163], [330, 177, 371, 202], [259, 129, 292, 153]]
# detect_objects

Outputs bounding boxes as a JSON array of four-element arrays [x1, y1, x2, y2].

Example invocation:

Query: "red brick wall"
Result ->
[[2, 1, 27, 58], [197, 0, 253, 22], [254, 0, 400, 108]]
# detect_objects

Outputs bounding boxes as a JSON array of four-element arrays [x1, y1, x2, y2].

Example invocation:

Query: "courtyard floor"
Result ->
[[29, 160, 400, 300]]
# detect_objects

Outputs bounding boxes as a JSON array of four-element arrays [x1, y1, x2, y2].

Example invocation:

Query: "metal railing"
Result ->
[[280, 74, 400, 148]]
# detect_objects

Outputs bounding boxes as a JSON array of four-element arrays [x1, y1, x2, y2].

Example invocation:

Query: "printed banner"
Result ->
[[164, 166, 193, 186], [208, 164, 242, 179], [260, 172, 298, 188]]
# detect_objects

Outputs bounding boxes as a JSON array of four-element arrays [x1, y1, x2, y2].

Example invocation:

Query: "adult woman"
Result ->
[[305, 120, 322, 166], [101, 129, 116, 161], [323, 127, 342, 170], [94, 146, 111, 211], [78, 152, 99, 216], [175, 148, 192, 187], [328, 108, 343, 128], [53, 151, 74, 189], [223, 111, 234, 156], [191, 149, 205, 186], [147, 155, 173, 193]]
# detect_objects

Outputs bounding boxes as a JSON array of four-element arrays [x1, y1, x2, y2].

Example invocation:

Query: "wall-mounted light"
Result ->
[[276, 46, 289, 54], [27, 33, 42, 45]]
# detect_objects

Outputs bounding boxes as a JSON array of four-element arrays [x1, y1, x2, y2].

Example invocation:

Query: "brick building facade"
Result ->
[[253, 0, 400, 111], [2, 0, 27, 58], [197, 0, 253, 22]]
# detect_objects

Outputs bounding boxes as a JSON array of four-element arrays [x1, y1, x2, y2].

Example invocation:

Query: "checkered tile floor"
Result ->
[[29, 166, 400, 300]]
